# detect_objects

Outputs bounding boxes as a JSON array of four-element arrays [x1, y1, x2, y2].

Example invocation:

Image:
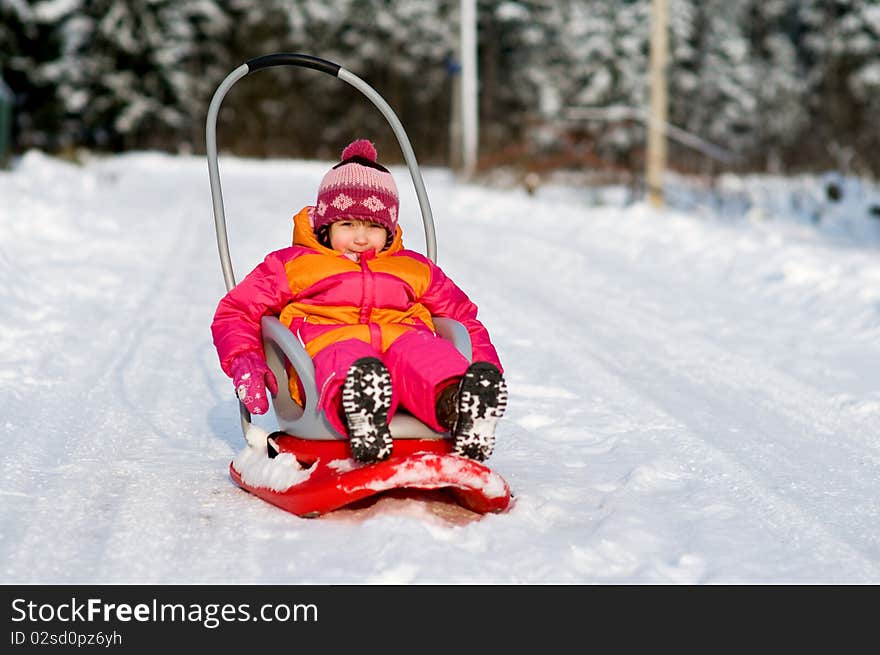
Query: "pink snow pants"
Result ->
[[313, 330, 469, 437]]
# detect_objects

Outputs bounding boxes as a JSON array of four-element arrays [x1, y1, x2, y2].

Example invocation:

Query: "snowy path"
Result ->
[[2, 152, 878, 583], [459, 195, 880, 581]]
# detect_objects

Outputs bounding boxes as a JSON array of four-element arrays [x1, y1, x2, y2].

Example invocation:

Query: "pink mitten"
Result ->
[[229, 351, 278, 415]]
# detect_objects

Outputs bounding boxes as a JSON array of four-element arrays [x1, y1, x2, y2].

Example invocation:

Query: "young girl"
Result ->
[[211, 139, 507, 464]]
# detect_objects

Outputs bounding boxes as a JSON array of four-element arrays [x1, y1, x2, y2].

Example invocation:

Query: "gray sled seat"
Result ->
[[262, 315, 472, 440]]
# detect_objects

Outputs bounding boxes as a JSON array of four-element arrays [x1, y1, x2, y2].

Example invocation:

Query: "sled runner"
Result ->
[[207, 53, 512, 518]]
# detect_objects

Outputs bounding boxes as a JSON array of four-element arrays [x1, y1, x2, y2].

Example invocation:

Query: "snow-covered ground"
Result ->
[[2, 150, 879, 584]]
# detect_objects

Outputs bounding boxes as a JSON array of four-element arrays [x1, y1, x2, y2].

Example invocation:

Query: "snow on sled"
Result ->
[[207, 53, 513, 518], [230, 429, 511, 518]]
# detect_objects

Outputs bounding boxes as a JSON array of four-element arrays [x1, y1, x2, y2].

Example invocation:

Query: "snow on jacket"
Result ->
[[211, 206, 502, 396]]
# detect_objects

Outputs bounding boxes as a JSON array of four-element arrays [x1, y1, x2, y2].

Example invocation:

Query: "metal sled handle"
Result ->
[[206, 53, 439, 437], [206, 52, 437, 294]]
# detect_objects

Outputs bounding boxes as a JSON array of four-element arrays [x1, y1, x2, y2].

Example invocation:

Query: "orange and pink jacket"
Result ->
[[211, 207, 502, 397]]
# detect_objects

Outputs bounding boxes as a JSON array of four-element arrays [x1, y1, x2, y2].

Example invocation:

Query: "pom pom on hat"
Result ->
[[313, 138, 400, 244], [341, 139, 377, 162]]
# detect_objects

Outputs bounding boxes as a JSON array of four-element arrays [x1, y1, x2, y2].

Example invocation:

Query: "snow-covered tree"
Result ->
[[197, 0, 458, 160], [666, 0, 762, 167], [3, 0, 880, 175], [0, 0, 81, 150], [739, 0, 810, 170], [292, 0, 458, 160], [561, 0, 651, 160], [46, 0, 234, 151], [794, 0, 880, 172]]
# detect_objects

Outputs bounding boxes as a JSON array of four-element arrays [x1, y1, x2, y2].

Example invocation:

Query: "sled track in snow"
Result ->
[[1, 164, 242, 582]]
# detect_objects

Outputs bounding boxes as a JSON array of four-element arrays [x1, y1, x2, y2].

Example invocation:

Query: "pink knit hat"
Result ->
[[313, 139, 399, 240]]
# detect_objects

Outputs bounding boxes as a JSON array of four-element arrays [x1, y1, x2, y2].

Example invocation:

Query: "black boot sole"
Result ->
[[341, 357, 393, 463], [453, 362, 508, 461]]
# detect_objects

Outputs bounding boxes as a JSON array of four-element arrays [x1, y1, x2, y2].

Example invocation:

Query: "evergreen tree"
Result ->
[[51, 0, 235, 151], [572, 0, 650, 160], [741, 0, 810, 170], [0, 0, 79, 150], [207, 0, 457, 161], [667, 0, 761, 168], [2, 0, 880, 175], [794, 0, 880, 172]]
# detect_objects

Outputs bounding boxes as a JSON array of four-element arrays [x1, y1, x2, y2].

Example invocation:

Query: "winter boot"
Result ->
[[435, 382, 459, 432], [341, 357, 394, 463], [450, 362, 508, 461]]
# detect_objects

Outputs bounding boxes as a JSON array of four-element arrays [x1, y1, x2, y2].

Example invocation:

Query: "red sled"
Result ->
[[230, 433, 512, 518]]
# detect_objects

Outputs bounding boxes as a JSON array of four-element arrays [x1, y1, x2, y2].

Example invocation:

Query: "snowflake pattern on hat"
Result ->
[[361, 196, 386, 212], [331, 194, 355, 211]]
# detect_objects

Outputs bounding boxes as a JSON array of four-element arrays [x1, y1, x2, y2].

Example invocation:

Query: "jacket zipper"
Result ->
[[359, 252, 374, 323], [359, 252, 382, 350]]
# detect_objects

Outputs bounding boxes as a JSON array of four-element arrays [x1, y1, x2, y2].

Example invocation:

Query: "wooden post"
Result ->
[[460, 0, 478, 178], [449, 58, 462, 170], [646, 0, 669, 208]]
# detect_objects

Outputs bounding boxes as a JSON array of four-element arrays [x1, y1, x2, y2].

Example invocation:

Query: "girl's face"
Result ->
[[329, 218, 388, 262]]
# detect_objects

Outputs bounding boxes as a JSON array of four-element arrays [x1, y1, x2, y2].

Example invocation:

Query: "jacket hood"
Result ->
[[292, 206, 404, 255]]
